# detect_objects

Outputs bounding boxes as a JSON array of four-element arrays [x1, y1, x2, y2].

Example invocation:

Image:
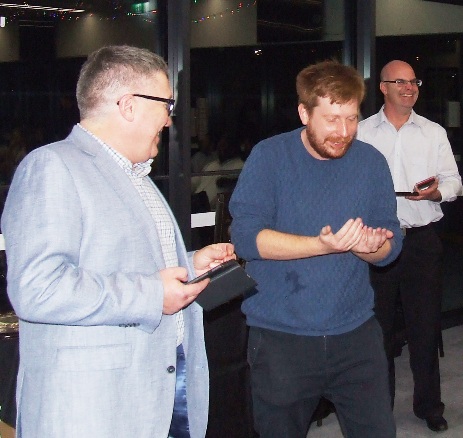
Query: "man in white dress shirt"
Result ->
[[357, 60, 462, 433]]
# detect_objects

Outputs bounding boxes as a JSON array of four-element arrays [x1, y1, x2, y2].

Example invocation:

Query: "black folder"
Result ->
[[188, 260, 257, 311]]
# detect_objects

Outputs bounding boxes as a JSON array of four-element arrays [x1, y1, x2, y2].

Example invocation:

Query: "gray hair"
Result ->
[[76, 45, 168, 119]]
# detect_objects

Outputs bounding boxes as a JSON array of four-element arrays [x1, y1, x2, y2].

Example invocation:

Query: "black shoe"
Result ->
[[425, 415, 448, 432]]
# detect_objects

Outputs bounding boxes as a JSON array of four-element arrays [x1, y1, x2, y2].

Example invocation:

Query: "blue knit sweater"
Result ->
[[230, 128, 402, 336]]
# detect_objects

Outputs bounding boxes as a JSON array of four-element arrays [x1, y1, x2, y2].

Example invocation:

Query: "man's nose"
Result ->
[[336, 120, 348, 137]]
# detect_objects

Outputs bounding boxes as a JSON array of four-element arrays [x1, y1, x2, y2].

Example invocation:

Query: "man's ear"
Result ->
[[379, 82, 387, 96], [117, 94, 135, 122], [298, 103, 309, 125]]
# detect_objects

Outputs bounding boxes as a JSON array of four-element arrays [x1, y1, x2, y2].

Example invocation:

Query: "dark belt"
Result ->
[[401, 223, 433, 236]]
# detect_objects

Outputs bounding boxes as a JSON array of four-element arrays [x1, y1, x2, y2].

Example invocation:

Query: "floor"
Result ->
[[0, 420, 14, 438], [307, 324, 463, 437]]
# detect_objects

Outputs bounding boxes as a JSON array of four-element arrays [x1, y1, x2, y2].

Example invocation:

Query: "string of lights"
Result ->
[[0, 1, 256, 25], [0, 1, 158, 23], [191, 1, 256, 24]]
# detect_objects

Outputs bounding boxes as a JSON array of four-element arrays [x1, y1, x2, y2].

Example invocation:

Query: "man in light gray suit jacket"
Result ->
[[1, 45, 235, 438]]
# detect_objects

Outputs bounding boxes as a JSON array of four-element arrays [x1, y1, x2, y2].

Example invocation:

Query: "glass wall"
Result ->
[[0, 0, 167, 183], [189, 0, 345, 250]]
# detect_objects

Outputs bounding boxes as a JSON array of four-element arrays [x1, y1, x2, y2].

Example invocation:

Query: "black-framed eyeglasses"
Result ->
[[117, 94, 175, 116], [381, 79, 423, 87]]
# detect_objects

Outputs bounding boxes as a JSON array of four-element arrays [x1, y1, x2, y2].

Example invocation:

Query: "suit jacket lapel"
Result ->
[[69, 127, 167, 271]]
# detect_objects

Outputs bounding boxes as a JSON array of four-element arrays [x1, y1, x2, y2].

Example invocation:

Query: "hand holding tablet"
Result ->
[[396, 177, 436, 197]]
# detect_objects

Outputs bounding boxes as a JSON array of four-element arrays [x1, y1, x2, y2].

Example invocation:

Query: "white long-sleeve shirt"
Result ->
[[357, 106, 462, 228]]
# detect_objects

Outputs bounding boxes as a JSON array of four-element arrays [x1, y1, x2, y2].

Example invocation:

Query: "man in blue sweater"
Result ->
[[229, 60, 403, 438]]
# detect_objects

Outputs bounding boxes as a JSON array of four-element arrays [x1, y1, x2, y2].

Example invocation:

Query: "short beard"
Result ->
[[305, 125, 354, 160]]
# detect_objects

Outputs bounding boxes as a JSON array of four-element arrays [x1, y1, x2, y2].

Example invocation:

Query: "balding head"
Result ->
[[379, 60, 419, 119], [380, 60, 415, 82]]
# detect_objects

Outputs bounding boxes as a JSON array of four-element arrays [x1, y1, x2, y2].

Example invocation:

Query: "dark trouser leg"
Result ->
[[327, 318, 396, 438], [247, 327, 323, 438], [370, 261, 401, 408], [252, 393, 321, 438], [400, 227, 444, 418]]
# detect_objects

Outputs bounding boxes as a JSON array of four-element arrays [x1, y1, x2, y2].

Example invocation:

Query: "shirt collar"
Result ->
[[377, 105, 421, 128], [131, 160, 153, 178]]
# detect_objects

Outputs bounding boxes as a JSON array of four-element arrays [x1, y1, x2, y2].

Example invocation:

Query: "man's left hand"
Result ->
[[406, 176, 442, 202]]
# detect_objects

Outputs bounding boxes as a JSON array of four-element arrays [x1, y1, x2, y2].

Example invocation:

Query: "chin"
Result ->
[[150, 144, 159, 159], [317, 143, 347, 159], [331, 152, 347, 159]]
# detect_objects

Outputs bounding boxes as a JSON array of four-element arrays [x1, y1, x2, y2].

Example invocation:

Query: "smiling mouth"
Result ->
[[328, 140, 348, 149], [327, 135, 350, 146]]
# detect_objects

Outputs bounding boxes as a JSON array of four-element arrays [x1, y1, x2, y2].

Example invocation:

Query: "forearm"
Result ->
[[256, 229, 324, 260]]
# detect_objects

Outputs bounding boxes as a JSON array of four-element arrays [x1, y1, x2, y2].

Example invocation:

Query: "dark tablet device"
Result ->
[[395, 191, 419, 197], [188, 260, 257, 311]]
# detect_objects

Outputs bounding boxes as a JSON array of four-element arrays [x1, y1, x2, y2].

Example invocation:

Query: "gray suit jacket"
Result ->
[[1, 126, 209, 438]]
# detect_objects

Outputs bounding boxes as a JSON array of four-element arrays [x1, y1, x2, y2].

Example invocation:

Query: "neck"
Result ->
[[383, 104, 412, 131], [80, 119, 131, 160]]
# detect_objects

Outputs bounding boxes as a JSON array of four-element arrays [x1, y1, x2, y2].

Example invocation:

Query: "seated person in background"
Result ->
[[239, 131, 258, 161], [194, 132, 244, 210], [191, 133, 217, 193], [191, 134, 217, 174]]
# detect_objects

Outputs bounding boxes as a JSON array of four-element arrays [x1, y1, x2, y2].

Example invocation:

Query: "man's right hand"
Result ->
[[160, 267, 210, 314]]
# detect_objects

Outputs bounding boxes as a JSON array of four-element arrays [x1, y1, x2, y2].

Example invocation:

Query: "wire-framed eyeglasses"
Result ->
[[117, 94, 175, 116], [381, 79, 423, 87]]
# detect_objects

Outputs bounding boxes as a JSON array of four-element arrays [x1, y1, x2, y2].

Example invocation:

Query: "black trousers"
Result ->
[[248, 318, 395, 438], [370, 224, 445, 419]]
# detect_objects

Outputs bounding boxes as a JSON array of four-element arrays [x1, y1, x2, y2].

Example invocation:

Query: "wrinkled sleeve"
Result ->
[[436, 126, 462, 201]]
